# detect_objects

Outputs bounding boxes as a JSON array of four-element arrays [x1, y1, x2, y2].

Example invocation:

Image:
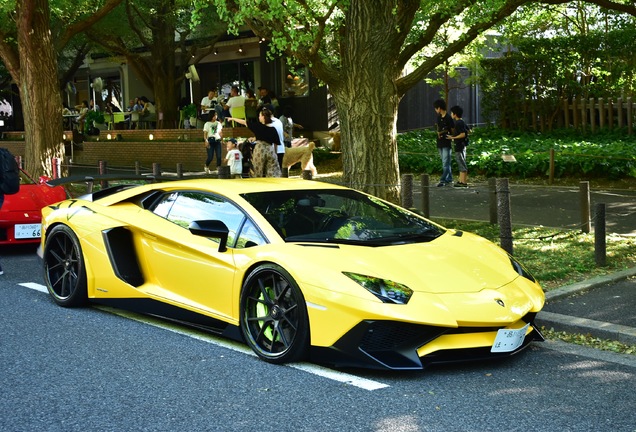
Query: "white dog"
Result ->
[[282, 141, 318, 176]]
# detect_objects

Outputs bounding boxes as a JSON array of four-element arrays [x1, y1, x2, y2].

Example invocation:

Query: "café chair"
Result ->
[[229, 106, 246, 127]]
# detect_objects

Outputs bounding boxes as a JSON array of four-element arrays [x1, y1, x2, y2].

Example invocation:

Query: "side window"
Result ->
[[236, 219, 266, 248], [152, 192, 178, 218], [151, 191, 245, 247]]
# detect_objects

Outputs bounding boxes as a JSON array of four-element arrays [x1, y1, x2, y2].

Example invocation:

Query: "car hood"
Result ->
[[286, 230, 521, 295]]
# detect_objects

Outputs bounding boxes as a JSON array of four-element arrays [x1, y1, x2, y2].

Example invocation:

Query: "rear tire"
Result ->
[[43, 225, 88, 307], [240, 264, 309, 364]]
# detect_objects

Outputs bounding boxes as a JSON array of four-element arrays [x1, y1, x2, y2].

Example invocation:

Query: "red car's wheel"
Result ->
[[43, 225, 88, 307], [240, 264, 309, 364]]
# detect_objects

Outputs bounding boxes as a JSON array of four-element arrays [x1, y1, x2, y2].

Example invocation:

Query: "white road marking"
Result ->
[[21, 282, 390, 391], [19, 282, 48, 293]]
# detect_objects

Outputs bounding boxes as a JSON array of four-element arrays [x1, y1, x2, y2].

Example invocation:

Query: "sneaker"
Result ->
[[453, 182, 468, 188], [437, 182, 447, 187], [204, 165, 210, 175]]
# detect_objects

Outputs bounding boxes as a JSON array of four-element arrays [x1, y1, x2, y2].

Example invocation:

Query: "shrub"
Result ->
[[398, 127, 636, 179]]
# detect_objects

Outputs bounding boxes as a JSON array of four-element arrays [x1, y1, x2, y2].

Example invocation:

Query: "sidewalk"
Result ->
[[537, 267, 636, 346]]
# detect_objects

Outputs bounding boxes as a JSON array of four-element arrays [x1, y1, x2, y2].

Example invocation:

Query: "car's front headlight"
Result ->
[[343, 272, 413, 304], [510, 257, 536, 283]]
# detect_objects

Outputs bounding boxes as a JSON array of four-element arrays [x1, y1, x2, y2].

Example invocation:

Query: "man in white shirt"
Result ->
[[200, 90, 218, 121], [223, 86, 245, 119]]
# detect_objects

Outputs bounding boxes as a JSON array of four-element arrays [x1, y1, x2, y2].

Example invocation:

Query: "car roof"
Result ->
[[93, 177, 349, 206]]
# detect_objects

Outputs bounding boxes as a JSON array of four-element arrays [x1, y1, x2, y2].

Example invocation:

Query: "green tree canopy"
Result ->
[[0, 0, 123, 176], [86, 0, 227, 125]]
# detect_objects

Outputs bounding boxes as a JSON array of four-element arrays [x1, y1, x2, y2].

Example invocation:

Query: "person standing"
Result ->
[[225, 139, 243, 178], [268, 115, 286, 168], [279, 106, 304, 147], [433, 99, 454, 187], [203, 111, 223, 174], [226, 107, 281, 178], [448, 105, 469, 188]]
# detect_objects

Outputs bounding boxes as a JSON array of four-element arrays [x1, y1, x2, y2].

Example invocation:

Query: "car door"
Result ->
[[138, 190, 247, 321]]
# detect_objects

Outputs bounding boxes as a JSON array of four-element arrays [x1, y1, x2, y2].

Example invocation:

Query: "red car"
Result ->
[[0, 168, 67, 245]]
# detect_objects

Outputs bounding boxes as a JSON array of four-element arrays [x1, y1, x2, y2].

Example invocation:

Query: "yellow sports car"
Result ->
[[40, 178, 544, 370]]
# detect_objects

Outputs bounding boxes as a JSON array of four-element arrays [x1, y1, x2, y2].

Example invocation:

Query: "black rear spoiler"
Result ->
[[46, 174, 206, 196]]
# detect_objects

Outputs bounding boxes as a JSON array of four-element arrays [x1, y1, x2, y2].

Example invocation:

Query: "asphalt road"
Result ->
[[413, 182, 636, 235], [1, 247, 635, 432]]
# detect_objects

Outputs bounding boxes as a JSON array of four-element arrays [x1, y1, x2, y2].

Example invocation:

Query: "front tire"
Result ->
[[43, 225, 88, 307], [240, 264, 309, 364]]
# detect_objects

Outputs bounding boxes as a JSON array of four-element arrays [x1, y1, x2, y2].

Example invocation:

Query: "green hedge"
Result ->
[[398, 127, 636, 179]]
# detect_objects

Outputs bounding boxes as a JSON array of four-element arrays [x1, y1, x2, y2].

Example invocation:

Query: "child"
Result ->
[[203, 111, 223, 174], [448, 105, 469, 188], [225, 138, 243, 178]]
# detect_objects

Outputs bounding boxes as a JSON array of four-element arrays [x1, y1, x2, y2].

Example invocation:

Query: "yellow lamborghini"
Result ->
[[40, 178, 544, 370]]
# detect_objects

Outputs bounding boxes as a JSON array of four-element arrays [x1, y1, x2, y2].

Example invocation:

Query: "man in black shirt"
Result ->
[[433, 99, 454, 187]]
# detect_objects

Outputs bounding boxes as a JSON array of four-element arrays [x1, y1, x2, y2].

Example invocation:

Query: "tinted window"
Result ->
[[242, 189, 444, 245]]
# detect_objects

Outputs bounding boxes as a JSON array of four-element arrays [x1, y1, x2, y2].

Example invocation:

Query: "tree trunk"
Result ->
[[334, 1, 403, 203], [153, 74, 178, 128], [18, 0, 64, 177], [149, 1, 179, 128], [332, 88, 401, 204]]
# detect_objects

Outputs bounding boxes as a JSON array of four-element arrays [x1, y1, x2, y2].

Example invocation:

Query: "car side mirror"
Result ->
[[188, 220, 229, 252]]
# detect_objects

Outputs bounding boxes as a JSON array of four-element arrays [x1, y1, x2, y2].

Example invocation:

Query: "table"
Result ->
[[63, 114, 79, 131]]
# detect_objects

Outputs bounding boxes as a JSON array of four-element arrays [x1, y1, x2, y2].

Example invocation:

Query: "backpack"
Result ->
[[0, 147, 20, 195]]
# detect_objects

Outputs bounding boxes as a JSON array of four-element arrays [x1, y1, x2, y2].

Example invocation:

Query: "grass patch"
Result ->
[[541, 327, 636, 355]]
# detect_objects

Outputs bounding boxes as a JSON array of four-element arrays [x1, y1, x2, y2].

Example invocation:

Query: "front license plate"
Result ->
[[15, 224, 42, 239], [491, 324, 530, 353]]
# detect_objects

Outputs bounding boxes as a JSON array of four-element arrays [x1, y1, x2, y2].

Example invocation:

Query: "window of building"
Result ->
[[281, 61, 309, 98]]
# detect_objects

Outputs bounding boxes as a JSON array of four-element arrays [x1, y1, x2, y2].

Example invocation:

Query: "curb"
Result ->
[[544, 266, 636, 301], [537, 266, 636, 345], [538, 312, 636, 346]]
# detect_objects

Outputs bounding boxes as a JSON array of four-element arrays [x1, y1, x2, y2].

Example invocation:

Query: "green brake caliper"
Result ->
[[256, 286, 276, 342]]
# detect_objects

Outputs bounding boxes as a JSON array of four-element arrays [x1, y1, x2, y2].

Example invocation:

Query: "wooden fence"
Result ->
[[521, 97, 635, 134]]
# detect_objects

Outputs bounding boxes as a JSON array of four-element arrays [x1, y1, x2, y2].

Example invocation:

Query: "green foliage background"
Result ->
[[398, 128, 636, 179], [478, 27, 636, 129]]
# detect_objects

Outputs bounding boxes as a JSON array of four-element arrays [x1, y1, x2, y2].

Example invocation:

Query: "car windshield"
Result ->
[[242, 189, 444, 246], [19, 169, 36, 185]]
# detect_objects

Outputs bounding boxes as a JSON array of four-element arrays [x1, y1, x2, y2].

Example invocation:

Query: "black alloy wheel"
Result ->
[[240, 263, 309, 364], [43, 225, 88, 307]]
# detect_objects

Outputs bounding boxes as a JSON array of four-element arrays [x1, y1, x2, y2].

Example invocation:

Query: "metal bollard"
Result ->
[[99, 160, 108, 189], [51, 157, 60, 179], [176, 163, 183, 179], [218, 166, 231, 179], [401, 174, 413, 209], [152, 163, 161, 182], [594, 203, 606, 267], [496, 178, 513, 255]]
